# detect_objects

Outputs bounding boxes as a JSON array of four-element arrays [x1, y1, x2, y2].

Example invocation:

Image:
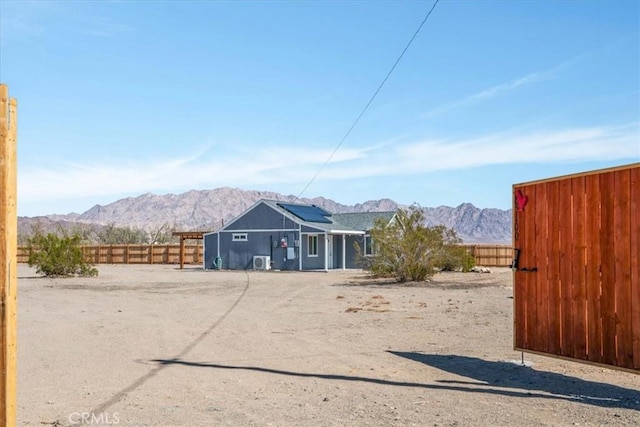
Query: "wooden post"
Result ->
[[0, 84, 18, 425], [179, 237, 185, 269]]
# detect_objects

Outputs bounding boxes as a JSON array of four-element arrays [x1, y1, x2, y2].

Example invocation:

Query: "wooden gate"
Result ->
[[513, 163, 639, 373]]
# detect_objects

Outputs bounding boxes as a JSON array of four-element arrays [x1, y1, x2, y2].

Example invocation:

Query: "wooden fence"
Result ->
[[461, 244, 512, 267], [17, 244, 202, 266], [1, 82, 18, 426], [513, 163, 639, 373], [18, 243, 512, 267]]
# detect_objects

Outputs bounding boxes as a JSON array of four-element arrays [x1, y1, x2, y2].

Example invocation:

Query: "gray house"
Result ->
[[203, 199, 395, 271]]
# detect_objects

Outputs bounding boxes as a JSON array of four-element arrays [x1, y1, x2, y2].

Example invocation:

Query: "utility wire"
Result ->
[[295, 0, 440, 201]]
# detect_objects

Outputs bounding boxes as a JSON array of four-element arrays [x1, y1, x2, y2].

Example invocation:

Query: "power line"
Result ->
[[295, 0, 441, 201]]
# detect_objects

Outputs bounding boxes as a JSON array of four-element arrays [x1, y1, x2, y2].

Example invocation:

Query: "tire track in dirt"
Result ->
[[89, 272, 251, 415]]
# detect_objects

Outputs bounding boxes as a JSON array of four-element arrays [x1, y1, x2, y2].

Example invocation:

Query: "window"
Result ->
[[308, 235, 318, 256], [364, 235, 374, 256], [232, 233, 248, 242]]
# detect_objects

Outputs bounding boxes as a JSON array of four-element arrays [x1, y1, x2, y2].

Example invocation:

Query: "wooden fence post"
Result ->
[[0, 84, 18, 425], [179, 236, 185, 269]]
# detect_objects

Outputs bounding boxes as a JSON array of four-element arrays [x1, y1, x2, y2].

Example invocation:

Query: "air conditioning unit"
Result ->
[[253, 255, 271, 270]]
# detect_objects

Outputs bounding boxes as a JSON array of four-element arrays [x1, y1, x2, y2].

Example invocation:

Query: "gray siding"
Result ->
[[205, 229, 302, 270], [223, 231, 271, 270], [203, 233, 219, 269], [226, 203, 297, 230], [300, 233, 326, 270], [204, 201, 369, 271], [268, 230, 301, 271], [345, 235, 365, 268], [331, 235, 360, 269]]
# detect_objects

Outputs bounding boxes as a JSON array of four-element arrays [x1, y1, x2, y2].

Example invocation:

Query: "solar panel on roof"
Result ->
[[278, 203, 333, 224]]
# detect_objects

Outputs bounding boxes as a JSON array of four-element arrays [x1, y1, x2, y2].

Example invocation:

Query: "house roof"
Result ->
[[259, 200, 356, 233], [276, 202, 332, 224], [331, 211, 396, 231], [265, 200, 394, 233], [211, 199, 395, 236]]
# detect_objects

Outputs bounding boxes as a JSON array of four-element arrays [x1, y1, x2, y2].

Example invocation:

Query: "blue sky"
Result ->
[[1, 0, 638, 217]]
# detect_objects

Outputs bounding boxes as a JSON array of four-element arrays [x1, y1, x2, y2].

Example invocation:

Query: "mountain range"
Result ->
[[19, 187, 513, 244]]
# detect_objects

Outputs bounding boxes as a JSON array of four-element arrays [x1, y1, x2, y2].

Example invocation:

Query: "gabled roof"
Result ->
[[211, 199, 394, 236], [259, 200, 366, 234], [331, 211, 396, 231], [277, 202, 332, 224]]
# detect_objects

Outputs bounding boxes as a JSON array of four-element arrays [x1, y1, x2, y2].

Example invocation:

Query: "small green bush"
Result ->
[[357, 206, 478, 281], [365, 207, 465, 282], [27, 231, 98, 277], [437, 245, 476, 272]]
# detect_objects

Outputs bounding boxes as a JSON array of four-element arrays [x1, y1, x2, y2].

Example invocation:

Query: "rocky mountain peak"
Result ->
[[21, 188, 512, 243]]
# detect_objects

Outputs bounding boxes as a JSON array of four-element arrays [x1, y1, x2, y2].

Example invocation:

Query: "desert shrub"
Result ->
[[364, 207, 452, 282], [437, 245, 476, 272], [95, 223, 149, 244], [27, 231, 98, 277], [94, 222, 177, 244], [430, 226, 476, 272], [359, 206, 477, 281]]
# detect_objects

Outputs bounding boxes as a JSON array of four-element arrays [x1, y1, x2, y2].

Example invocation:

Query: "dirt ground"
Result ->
[[17, 264, 639, 426]]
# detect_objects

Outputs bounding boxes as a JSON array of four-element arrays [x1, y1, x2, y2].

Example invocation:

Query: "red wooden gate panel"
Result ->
[[513, 163, 640, 372]]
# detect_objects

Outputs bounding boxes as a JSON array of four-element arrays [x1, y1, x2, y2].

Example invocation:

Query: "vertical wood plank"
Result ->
[[600, 171, 617, 366], [180, 237, 186, 269], [533, 183, 549, 353], [585, 173, 603, 363], [0, 84, 18, 426], [547, 180, 562, 355], [571, 176, 588, 360], [513, 186, 527, 349], [514, 163, 638, 371], [614, 169, 633, 368], [529, 183, 540, 351], [630, 166, 640, 369], [558, 177, 573, 356], [0, 89, 8, 422], [517, 185, 536, 350]]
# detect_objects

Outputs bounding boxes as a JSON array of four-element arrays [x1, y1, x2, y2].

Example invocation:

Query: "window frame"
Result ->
[[232, 233, 248, 242], [308, 235, 319, 257], [364, 235, 374, 256]]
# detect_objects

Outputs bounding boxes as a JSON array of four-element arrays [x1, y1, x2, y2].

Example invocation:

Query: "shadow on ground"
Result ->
[[389, 351, 640, 410], [151, 352, 639, 410]]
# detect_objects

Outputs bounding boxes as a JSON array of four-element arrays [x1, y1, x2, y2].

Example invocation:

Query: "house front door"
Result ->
[[327, 235, 334, 269]]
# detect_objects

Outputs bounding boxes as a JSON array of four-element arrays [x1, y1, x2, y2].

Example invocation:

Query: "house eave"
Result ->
[[328, 229, 365, 235]]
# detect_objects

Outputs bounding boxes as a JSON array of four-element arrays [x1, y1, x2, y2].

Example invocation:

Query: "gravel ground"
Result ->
[[17, 264, 640, 426]]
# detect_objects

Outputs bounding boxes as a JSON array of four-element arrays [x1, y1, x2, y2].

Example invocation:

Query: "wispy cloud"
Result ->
[[18, 123, 639, 204], [71, 14, 132, 38], [0, 1, 131, 42], [423, 58, 581, 119], [423, 72, 552, 119], [388, 123, 639, 174], [18, 144, 367, 202], [0, 1, 52, 42]]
